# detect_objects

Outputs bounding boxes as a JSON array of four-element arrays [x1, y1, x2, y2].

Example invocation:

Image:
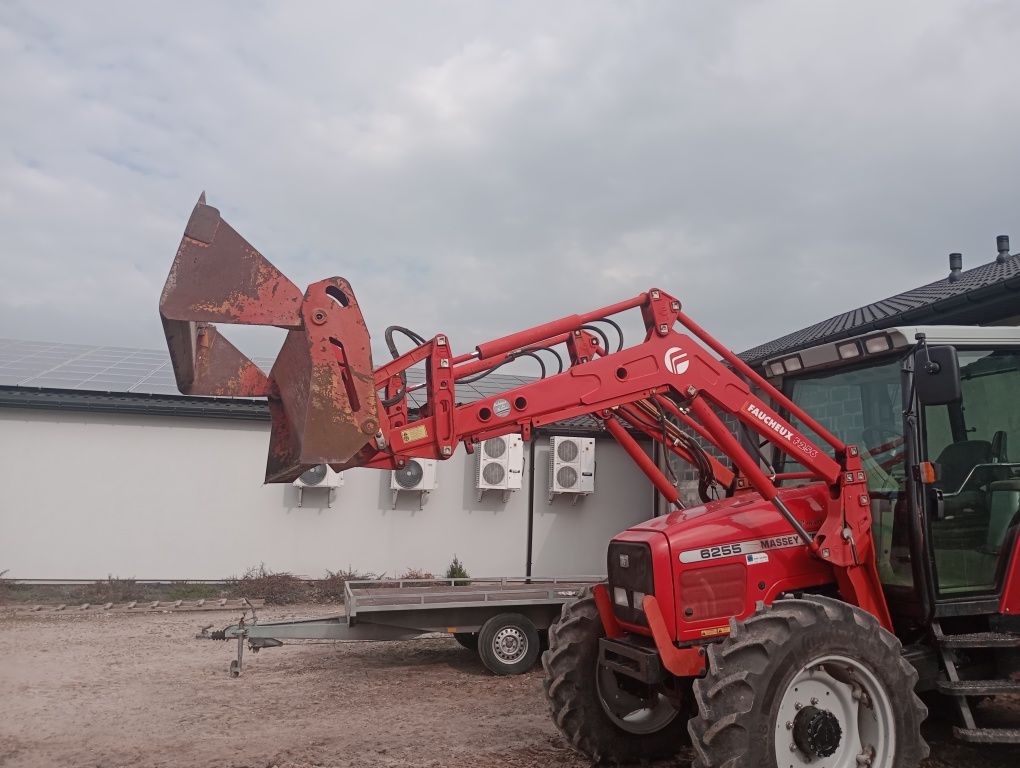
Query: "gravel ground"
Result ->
[[0, 605, 1017, 768]]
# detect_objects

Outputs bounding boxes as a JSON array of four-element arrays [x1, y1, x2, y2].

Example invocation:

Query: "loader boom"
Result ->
[[160, 195, 891, 629]]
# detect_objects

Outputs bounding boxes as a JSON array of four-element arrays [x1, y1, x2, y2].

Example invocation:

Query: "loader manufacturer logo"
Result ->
[[679, 532, 812, 563], [744, 403, 793, 441], [742, 401, 820, 459], [664, 346, 690, 375]]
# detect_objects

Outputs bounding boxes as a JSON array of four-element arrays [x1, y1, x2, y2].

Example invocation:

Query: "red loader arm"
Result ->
[[159, 195, 892, 629]]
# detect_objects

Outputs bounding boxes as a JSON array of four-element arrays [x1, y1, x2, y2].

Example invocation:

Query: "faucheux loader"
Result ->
[[162, 195, 1020, 766]]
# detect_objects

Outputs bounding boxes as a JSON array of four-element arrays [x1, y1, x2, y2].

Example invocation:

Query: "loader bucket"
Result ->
[[160, 195, 380, 482]]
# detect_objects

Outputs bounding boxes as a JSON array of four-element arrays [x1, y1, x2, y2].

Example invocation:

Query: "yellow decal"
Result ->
[[401, 424, 428, 444], [700, 625, 731, 638]]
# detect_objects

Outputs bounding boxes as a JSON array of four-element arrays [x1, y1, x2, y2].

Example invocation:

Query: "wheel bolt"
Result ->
[[811, 697, 819, 705], [795, 702, 802, 710], [790, 743, 799, 752], [786, 721, 793, 730]]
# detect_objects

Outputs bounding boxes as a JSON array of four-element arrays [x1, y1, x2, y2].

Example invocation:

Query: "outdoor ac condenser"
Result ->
[[475, 435, 525, 502], [292, 464, 343, 508], [390, 458, 438, 509], [548, 436, 595, 503]]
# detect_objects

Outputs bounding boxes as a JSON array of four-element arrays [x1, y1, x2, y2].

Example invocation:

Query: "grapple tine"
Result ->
[[160, 195, 303, 328], [159, 195, 304, 398], [161, 319, 271, 397]]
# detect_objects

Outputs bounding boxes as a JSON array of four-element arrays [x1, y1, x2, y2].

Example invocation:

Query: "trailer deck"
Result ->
[[206, 576, 599, 676]]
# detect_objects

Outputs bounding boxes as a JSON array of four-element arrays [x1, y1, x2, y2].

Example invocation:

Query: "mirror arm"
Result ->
[[914, 332, 941, 374]]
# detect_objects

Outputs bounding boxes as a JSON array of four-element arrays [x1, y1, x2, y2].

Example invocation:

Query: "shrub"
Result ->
[[81, 576, 141, 603], [398, 568, 435, 588], [315, 567, 377, 603], [445, 555, 470, 585], [231, 563, 310, 605]]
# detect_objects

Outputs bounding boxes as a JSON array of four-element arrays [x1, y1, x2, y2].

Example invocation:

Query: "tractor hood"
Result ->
[[626, 483, 829, 558]]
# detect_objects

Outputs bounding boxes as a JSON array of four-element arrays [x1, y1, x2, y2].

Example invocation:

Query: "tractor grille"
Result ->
[[607, 541, 653, 627]]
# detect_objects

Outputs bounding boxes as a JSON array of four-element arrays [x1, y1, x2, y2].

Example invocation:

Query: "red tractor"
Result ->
[[161, 196, 1020, 766]]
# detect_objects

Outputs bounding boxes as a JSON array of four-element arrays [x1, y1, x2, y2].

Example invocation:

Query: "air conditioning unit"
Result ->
[[391, 458, 438, 509], [475, 435, 525, 502], [293, 464, 343, 508], [548, 436, 595, 503]]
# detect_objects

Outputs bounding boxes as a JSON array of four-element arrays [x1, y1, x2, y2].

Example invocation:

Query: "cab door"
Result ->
[[920, 347, 1020, 600]]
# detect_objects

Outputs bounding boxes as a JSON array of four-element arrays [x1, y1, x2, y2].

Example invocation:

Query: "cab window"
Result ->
[[923, 348, 1020, 595]]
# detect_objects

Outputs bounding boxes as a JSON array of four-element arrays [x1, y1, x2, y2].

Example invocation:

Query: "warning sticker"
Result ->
[[401, 424, 429, 444], [700, 625, 731, 637]]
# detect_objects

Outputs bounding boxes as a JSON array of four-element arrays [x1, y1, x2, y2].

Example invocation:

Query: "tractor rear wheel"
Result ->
[[688, 595, 928, 768], [543, 591, 692, 763]]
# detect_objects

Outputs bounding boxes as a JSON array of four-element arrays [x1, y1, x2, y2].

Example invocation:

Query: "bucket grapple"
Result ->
[[159, 195, 380, 482]]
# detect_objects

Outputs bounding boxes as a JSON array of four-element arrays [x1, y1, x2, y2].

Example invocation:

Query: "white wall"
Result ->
[[0, 408, 655, 580]]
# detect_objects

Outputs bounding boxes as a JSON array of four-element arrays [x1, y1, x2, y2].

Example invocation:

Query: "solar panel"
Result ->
[[0, 338, 544, 404]]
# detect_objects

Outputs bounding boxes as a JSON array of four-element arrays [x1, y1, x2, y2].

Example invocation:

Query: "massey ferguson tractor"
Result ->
[[160, 195, 1020, 766]]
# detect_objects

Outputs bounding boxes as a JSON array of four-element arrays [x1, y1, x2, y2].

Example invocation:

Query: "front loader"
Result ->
[[161, 195, 1020, 766]]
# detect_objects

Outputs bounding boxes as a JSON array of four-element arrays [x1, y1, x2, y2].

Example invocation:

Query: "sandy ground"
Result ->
[[1, 605, 1018, 768]]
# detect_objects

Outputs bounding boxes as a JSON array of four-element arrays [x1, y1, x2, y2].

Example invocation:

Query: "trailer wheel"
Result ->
[[689, 595, 928, 768], [478, 613, 540, 675], [543, 591, 692, 764], [453, 632, 478, 651]]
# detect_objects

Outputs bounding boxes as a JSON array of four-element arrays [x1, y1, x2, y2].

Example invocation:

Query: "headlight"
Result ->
[[633, 591, 646, 611], [614, 587, 628, 607]]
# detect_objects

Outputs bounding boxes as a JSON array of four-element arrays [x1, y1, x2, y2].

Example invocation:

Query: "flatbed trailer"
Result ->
[[205, 576, 600, 676]]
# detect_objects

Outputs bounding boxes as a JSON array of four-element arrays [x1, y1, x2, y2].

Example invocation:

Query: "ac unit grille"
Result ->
[[556, 439, 579, 463], [482, 438, 506, 459], [481, 462, 506, 485], [299, 464, 328, 486], [395, 460, 425, 489], [556, 466, 579, 489]]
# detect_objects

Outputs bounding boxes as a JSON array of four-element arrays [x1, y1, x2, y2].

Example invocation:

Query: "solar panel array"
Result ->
[[0, 338, 536, 406]]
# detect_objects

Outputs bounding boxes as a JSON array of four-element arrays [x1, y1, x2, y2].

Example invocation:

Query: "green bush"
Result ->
[[445, 555, 470, 584]]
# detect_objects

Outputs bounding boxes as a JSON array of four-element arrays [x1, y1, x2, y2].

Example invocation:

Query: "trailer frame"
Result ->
[[205, 575, 601, 676]]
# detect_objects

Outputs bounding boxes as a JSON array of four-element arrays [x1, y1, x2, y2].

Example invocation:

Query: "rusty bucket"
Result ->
[[159, 195, 379, 482]]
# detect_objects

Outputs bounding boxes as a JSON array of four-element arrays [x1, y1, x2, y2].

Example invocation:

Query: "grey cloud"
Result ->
[[1, 1, 1017, 368]]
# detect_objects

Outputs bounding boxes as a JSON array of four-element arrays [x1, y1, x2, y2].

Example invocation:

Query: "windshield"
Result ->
[[784, 356, 912, 588], [783, 357, 904, 492]]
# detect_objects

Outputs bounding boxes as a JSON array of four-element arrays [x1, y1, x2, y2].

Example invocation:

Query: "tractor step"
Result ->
[[939, 631, 1020, 649], [937, 679, 1020, 696], [953, 726, 1020, 744]]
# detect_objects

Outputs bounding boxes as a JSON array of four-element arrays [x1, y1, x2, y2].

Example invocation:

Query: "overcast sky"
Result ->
[[1, 1, 1018, 368]]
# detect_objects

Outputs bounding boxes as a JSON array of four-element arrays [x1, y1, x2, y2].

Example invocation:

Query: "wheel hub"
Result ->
[[492, 627, 527, 664], [774, 655, 895, 768], [793, 706, 842, 758]]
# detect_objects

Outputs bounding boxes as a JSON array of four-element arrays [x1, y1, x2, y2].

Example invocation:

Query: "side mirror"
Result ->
[[913, 345, 961, 405]]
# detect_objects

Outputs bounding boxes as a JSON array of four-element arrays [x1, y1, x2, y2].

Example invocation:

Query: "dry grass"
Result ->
[[0, 564, 445, 607]]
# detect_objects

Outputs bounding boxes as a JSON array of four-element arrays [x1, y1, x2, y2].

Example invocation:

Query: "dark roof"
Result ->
[[740, 251, 1020, 366]]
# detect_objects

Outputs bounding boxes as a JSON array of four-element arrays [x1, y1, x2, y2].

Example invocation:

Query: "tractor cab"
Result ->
[[767, 325, 1020, 619]]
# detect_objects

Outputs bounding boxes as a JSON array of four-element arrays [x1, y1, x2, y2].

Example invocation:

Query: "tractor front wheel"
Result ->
[[543, 591, 692, 763], [689, 595, 928, 768]]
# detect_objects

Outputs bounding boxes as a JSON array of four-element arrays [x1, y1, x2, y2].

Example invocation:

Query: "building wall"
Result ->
[[0, 408, 655, 580]]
